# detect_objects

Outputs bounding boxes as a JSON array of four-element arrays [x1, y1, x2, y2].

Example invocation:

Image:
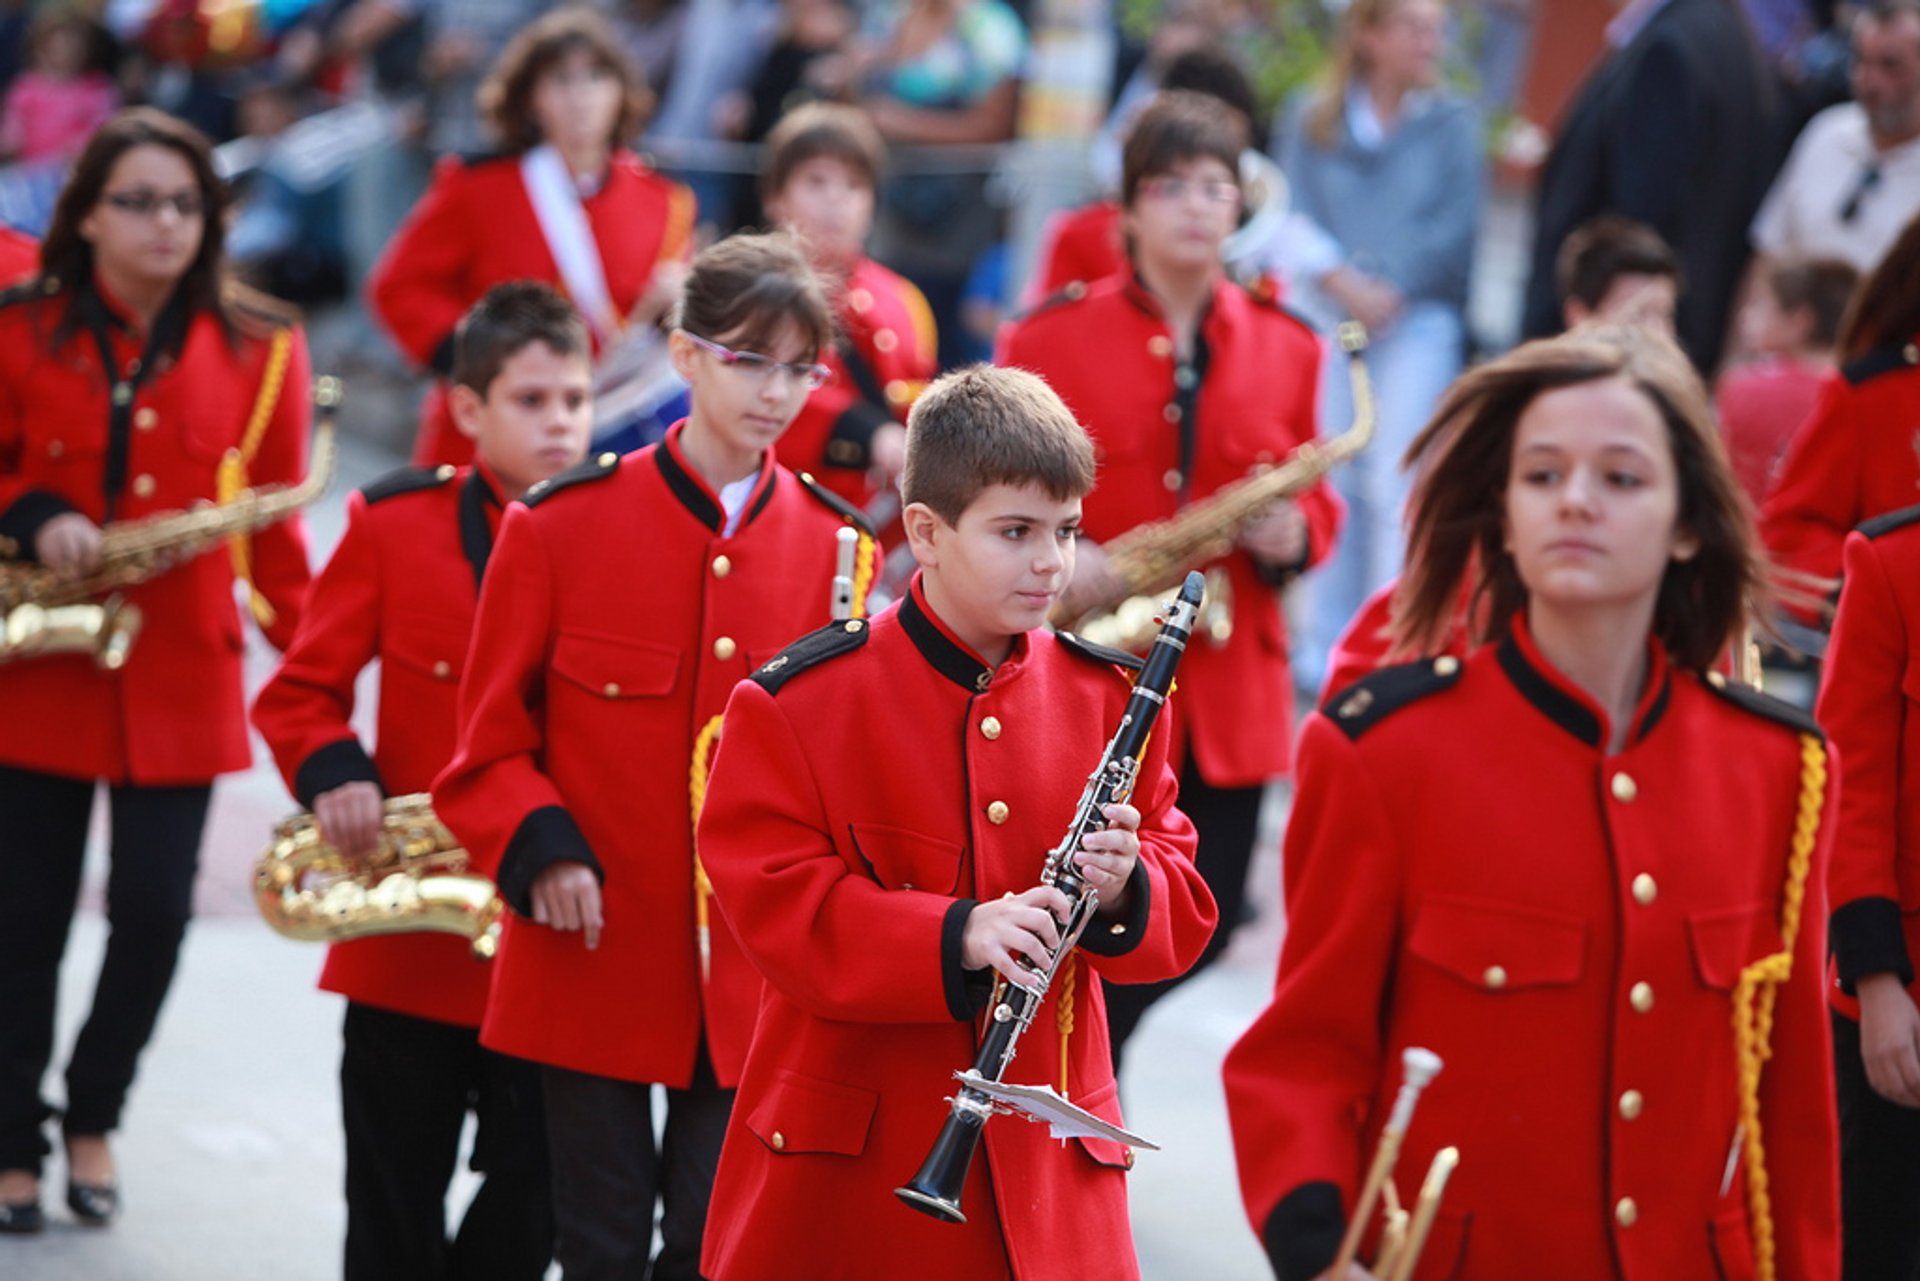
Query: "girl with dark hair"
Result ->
[[1224, 326, 1840, 1281], [432, 232, 870, 1281], [369, 4, 694, 467], [0, 107, 314, 1233]]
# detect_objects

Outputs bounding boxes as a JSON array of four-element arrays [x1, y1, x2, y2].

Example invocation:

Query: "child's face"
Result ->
[[670, 319, 819, 463], [908, 482, 1083, 660], [1501, 377, 1696, 623], [1124, 156, 1241, 278], [532, 47, 623, 158], [767, 156, 874, 270], [1736, 288, 1811, 358], [453, 341, 594, 498]]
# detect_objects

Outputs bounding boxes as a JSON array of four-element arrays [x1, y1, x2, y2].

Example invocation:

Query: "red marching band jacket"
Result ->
[[252, 463, 511, 1027], [776, 256, 936, 511], [366, 150, 695, 467], [432, 425, 874, 1087], [997, 274, 1343, 787], [0, 278, 312, 784], [0, 227, 37, 284], [1761, 339, 1920, 589], [1223, 616, 1839, 1281], [1817, 505, 1920, 1019], [695, 581, 1215, 1281]]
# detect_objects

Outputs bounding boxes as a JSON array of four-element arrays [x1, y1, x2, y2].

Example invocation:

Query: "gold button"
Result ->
[[436, 464, 457, 481], [432, 660, 451, 679], [884, 379, 910, 405], [1163, 469, 1183, 491], [598, 452, 618, 467], [980, 716, 1002, 740], [1707, 670, 1727, 688], [1108, 922, 1126, 935], [713, 636, 737, 661], [1064, 280, 1086, 300], [1122, 1145, 1136, 1168], [848, 288, 873, 313], [1615, 1197, 1638, 1228], [1611, 772, 1638, 803], [131, 473, 156, 498], [987, 801, 1010, 825], [1483, 965, 1508, 989], [770, 1131, 786, 1151], [844, 620, 863, 633], [1147, 335, 1172, 358], [1630, 981, 1654, 1013], [133, 407, 157, 431], [874, 327, 898, 353], [1632, 873, 1657, 906], [46, 439, 63, 458], [1162, 403, 1181, 423], [603, 682, 621, 698], [1433, 656, 1460, 677], [712, 555, 732, 578], [1619, 1089, 1644, 1120], [1338, 688, 1375, 719]]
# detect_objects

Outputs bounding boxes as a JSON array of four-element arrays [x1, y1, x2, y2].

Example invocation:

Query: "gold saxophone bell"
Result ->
[[254, 793, 504, 960], [1056, 323, 1374, 653], [1333, 1047, 1460, 1281]]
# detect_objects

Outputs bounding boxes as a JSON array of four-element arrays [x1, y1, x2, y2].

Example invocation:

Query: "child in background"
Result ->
[[0, 13, 117, 165]]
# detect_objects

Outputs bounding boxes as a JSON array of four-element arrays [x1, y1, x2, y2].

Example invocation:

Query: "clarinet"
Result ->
[[895, 571, 1205, 1223]]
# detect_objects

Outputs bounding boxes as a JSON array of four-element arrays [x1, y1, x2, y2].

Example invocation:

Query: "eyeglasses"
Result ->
[[1138, 176, 1241, 206], [1839, 163, 1882, 224], [100, 190, 205, 219], [680, 331, 831, 390]]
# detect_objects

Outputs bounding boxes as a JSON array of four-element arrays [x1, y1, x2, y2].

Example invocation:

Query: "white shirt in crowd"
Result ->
[[1751, 101, 1920, 273]]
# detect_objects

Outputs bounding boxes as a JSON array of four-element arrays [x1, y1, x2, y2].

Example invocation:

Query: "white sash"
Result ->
[[520, 144, 618, 345]]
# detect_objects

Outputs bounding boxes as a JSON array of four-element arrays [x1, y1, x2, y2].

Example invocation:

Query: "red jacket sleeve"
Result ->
[[246, 325, 315, 651], [367, 158, 477, 373], [1816, 531, 1914, 988], [1760, 375, 1857, 587], [433, 503, 597, 910], [250, 490, 383, 808]]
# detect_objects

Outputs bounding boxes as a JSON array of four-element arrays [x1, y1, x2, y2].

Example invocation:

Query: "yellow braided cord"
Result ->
[[1733, 733, 1826, 1281], [219, 326, 293, 626], [851, 528, 876, 618], [688, 713, 725, 982], [1056, 952, 1077, 1094], [900, 278, 939, 366], [659, 185, 697, 264]]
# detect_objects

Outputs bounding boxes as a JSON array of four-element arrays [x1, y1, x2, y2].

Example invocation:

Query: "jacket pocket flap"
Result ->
[[1688, 904, 1784, 991], [383, 618, 472, 680], [1066, 1078, 1135, 1169], [743, 1069, 878, 1157], [550, 630, 679, 700], [1408, 895, 1586, 990], [848, 822, 965, 895]]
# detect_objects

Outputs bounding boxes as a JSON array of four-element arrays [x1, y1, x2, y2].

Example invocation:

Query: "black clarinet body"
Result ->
[[894, 571, 1205, 1223]]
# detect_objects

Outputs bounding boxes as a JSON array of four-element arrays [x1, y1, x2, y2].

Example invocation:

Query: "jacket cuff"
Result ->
[[942, 897, 984, 1021], [1832, 896, 1915, 993], [293, 738, 384, 810], [824, 402, 893, 470], [1080, 861, 1150, 958], [1263, 1181, 1346, 1281], [428, 332, 457, 378], [497, 805, 602, 917], [0, 488, 80, 559]]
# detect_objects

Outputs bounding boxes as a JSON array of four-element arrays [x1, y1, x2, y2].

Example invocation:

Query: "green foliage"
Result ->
[[1115, 0, 1338, 117]]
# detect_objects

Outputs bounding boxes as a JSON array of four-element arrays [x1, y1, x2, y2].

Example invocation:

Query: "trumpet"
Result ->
[[1332, 1047, 1459, 1281], [254, 793, 504, 960]]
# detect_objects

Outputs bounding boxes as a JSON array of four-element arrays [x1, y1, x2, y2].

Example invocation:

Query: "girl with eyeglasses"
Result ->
[[432, 231, 874, 1281], [369, 5, 694, 468], [0, 107, 314, 1233]]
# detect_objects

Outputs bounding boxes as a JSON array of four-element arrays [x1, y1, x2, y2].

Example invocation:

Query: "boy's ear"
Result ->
[[901, 501, 944, 568], [448, 383, 486, 443]]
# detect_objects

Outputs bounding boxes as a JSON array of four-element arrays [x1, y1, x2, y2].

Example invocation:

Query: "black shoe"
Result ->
[[0, 1200, 44, 1234], [66, 1179, 116, 1226]]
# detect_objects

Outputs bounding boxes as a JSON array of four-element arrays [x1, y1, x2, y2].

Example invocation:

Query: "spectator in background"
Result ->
[[1557, 214, 1682, 335], [1753, 1, 1920, 275], [225, 75, 349, 304], [0, 12, 118, 165], [644, 0, 780, 226], [1717, 255, 1857, 506], [1522, 0, 1779, 374], [723, 0, 859, 230], [1280, 0, 1480, 696], [415, 0, 550, 157]]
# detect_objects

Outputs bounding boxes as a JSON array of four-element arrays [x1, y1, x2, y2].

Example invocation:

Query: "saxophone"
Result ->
[[1055, 323, 1374, 652], [0, 377, 340, 668], [254, 793, 504, 960]]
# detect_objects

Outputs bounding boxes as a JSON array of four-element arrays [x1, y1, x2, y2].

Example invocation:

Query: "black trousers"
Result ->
[[341, 1002, 554, 1281], [1835, 1008, 1920, 1280], [542, 1054, 733, 1281], [0, 763, 209, 1174], [1103, 751, 1265, 1069]]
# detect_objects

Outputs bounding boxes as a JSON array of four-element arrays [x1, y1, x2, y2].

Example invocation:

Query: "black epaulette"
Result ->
[[0, 274, 54, 310], [522, 450, 622, 507], [795, 471, 878, 537], [1008, 279, 1091, 325], [1238, 279, 1317, 335], [1702, 671, 1824, 739], [1842, 341, 1920, 387], [453, 148, 510, 169], [1324, 655, 1464, 741], [360, 463, 458, 505], [1858, 502, 1920, 541], [1054, 629, 1145, 672], [749, 617, 870, 694]]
